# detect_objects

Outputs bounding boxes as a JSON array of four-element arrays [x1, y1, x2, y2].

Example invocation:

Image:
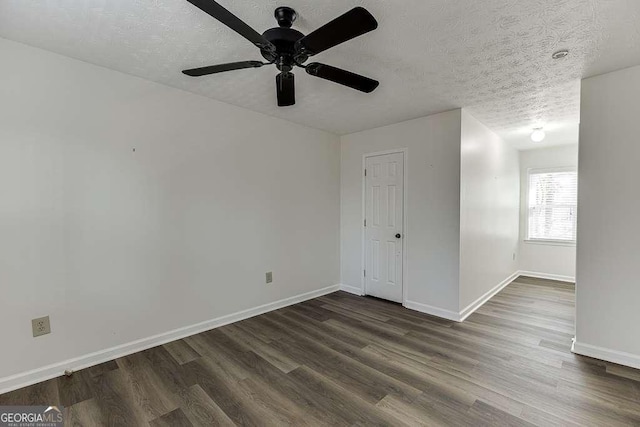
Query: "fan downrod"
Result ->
[[275, 6, 297, 28]]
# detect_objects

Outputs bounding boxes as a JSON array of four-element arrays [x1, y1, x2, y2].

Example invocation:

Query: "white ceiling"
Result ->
[[1, 1, 639, 145]]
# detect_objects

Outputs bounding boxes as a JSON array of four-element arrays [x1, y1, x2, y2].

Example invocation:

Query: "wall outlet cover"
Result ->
[[32, 316, 51, 337], [266, 272, 273, 284]]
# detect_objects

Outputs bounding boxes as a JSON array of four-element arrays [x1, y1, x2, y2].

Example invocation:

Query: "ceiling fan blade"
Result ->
[[276, 72, 295, 107], [295, 7, 377, 56], [186, 0, 275, 52], [306, 63, 379, 93], [182, 61, 265, 76]]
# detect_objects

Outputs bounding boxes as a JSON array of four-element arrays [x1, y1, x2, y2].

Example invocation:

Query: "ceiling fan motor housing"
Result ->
[[261, 7, 308, 72]]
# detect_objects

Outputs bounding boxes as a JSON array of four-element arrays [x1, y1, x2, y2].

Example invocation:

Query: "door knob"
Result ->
[[395, 233, 402, 239]]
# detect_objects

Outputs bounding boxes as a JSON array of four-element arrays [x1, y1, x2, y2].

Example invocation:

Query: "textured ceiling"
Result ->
[[1, 1, 640, 145]]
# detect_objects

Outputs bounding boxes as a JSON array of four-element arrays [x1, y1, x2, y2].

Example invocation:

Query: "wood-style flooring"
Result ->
[[2, 276, 640, 426]]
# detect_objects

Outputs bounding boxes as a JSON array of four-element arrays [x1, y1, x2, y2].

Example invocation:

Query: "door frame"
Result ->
[[361, 148, 409, 306]]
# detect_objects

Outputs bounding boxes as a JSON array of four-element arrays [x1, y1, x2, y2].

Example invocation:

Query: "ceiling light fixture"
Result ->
[[552, 49, 569, 59], [531, 128, 546, 142]]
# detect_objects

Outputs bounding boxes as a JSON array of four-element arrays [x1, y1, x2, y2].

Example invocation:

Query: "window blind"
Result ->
[[527, 170, 578, 242]]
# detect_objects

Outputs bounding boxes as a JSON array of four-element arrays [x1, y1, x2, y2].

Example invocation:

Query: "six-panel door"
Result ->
[[365, 152, 404, 303]]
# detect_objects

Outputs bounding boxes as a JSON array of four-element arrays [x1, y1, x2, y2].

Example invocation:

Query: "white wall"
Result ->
[[0, 38, 340, 382], [574, 65, 640, 367], [459, 111, 520, 312], [340, 110, 462, 314], [518, 145, 578, 280]]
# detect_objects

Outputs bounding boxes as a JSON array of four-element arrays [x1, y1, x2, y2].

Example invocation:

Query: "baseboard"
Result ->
[[517, 270, 575, 283], [403, 300, 461, 322], [404, 271, 520, 323], [458, 271, 520, 322], [339, 283, 364, 296], [572, 339, 640, 370], [0, 284, 340, 395]]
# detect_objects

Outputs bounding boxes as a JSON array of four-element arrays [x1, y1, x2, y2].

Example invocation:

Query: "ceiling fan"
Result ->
[[182, 0, 380, 107]]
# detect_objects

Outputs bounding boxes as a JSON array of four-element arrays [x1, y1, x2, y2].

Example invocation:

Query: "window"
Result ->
[[527, 168, 578, 243]]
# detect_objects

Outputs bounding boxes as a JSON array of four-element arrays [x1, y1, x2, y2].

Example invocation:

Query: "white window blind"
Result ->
[[527, 169, 578, 242]]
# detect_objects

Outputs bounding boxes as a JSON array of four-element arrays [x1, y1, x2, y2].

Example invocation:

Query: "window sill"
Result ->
[[524, 239, 576, 247]]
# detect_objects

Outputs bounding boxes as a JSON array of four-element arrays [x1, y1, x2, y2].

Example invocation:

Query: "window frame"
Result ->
[[525, 166, 578, 246]]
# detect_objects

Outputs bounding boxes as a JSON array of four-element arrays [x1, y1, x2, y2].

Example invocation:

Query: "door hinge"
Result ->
[[364, 219, 366, 227], [364, 169, 367, 176], [364, 269, 366, 277]]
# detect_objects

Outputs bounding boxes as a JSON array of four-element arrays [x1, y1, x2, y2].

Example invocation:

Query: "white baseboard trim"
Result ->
[[339, 284, 364, 296], [404, 271, 520, 322], [517, 270, 575, 283], [459, 271, 520, 322], [403, 301, 461, 322], [0, 284, 340, 395], [572, 339, 640, 370]]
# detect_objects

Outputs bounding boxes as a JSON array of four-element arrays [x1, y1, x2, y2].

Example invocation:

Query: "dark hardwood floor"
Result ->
[[2, 276, 640, 426]]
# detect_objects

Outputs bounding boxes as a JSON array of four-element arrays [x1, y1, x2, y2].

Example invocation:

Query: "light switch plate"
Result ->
[[266, 272, 273, 284]]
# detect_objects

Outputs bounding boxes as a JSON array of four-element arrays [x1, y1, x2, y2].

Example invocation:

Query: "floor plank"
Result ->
[[149, 408, 193, 427], [163, 339, 201, 365]]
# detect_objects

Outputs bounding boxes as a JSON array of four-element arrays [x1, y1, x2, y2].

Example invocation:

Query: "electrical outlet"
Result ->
[[513, 252, 517, 261], [266, 272, 273, 284], [32, 316, 51, 337]]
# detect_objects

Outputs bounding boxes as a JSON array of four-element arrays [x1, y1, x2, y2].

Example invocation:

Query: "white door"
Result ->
[[365, 152, 404, 303]]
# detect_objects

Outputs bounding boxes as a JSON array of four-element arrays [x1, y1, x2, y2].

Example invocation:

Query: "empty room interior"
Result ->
[[1, 0, 640, 426]]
